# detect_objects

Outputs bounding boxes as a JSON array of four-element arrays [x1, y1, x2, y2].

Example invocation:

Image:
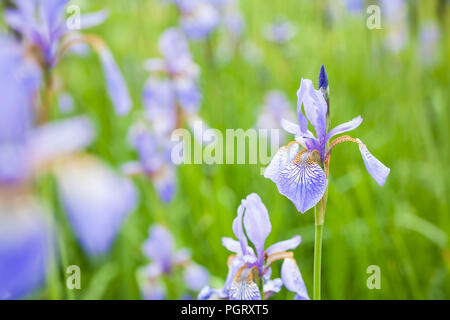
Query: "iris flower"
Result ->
[[3, 0, 131, 115], [199, 193, 309, 300], [264, 66, 390, 213], [137, 224, 209, 300]]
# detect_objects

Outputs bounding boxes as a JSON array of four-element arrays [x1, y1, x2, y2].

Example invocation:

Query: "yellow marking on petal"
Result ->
[[265, 251, 293, 267], [293, 149, 308, 165]]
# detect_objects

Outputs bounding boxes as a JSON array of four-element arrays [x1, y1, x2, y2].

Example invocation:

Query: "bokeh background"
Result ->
[[1, 0, 449, 300]]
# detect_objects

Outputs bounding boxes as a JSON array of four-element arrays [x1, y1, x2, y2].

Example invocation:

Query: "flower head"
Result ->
[[3, 0, 131, 115], [199, 193, 309, 300], [138, 224, 209, 299], [264, 66, 390, 213]]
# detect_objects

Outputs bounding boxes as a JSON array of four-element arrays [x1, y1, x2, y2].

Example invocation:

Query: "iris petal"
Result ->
[[229, 267, 261, 300], [357, 139, 390, 186], [266, 235, 302, 256], [281, 258, 309, 300], [325, 116, 363, 142], [277, 152, 327, 213], [264, 143, 299, 183]]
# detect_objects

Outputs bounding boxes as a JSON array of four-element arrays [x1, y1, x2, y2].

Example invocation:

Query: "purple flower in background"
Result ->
[[167, 0, 220, 40], [144, 28, 201, 113], [380, 0, 409, 53], [264, 66, 390, 213], [256, 91, 296, 145], [0, 195, 52, 299], [125, 122, 176, 203], [199, 193, 309, 300], [419, 22, 441, 68], [54, 154, 136, 256], [262, 19, 297, 44], [138, 224, 209, 299], [3, 0, 132, 115]]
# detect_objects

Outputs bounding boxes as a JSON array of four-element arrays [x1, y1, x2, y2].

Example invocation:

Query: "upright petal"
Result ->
[[242, 193, 271, 266], [297, 79, 327, 142], [325, 116, 363, 142], [357, 139, 390, 186], [281, 258, 309, 300], [232, 203, 248, 256], [55, 155, 136, 256], [266, 235, 302, 256], [276, 152, 327, 213], [98, 46, 132, 116]]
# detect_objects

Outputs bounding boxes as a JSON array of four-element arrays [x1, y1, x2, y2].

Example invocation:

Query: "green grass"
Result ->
[[18, 0, 450, 299]]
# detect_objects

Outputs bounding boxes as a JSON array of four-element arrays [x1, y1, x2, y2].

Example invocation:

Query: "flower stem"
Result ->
[[313, 195, 326, 300]]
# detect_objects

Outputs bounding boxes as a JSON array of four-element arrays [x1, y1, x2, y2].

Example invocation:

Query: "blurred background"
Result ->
[[0, 0, 449, 300]]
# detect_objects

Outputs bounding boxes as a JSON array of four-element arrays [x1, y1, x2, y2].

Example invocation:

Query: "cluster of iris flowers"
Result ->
[[1, 0, 439, 300]]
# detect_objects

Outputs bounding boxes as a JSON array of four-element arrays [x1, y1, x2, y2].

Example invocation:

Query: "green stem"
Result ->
[[313, 196, 326, 300], [313, 216, 323, 300]]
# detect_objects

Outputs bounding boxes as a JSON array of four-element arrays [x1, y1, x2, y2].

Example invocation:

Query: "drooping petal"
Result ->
[[223, 256, 245, 293], [184, 264, 210, 291], [276, 152, 327, 213], [264, 143, 299, 183], [266, 235, 302, 256], [229, 266, 261, 300], [325, 116, 363, 142], [29, 116, 95, 170], [173, 76, 202, 112], [0, 196, 52, 300], [55, 155, 136, 256], [242, 193, 271, 266], [357, 139, 390, 186], [281, 258, 309, 300], [136, 266, 166, 300], [142, 224, 175, 271], [97, 46, 132, 116]]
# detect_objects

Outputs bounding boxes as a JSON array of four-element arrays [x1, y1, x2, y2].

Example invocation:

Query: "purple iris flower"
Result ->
[[0, 195, 52, 300], [166, 0, 220, 40], [262, 19, 297, 44], [144, 28, 201, 114], [256, 90, 297, 145], [138, 224, 209, 299], [380, 0, 409, 53], [264, 66, 390, 213], [199, 193, 309, 300], [3, 0, 131, 115], [125, 122, 176, 203]]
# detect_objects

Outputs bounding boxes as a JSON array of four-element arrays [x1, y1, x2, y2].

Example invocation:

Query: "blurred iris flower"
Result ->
[[256, 90, 296, 146], [124, 122, 176, 203], [3, 0, 131, 115], [262, 19, 297, 44], [198, 193, 308, 300], [264, 66, 390, 213], [137, 224, 209, 299], [380, 0, 409, 54]]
